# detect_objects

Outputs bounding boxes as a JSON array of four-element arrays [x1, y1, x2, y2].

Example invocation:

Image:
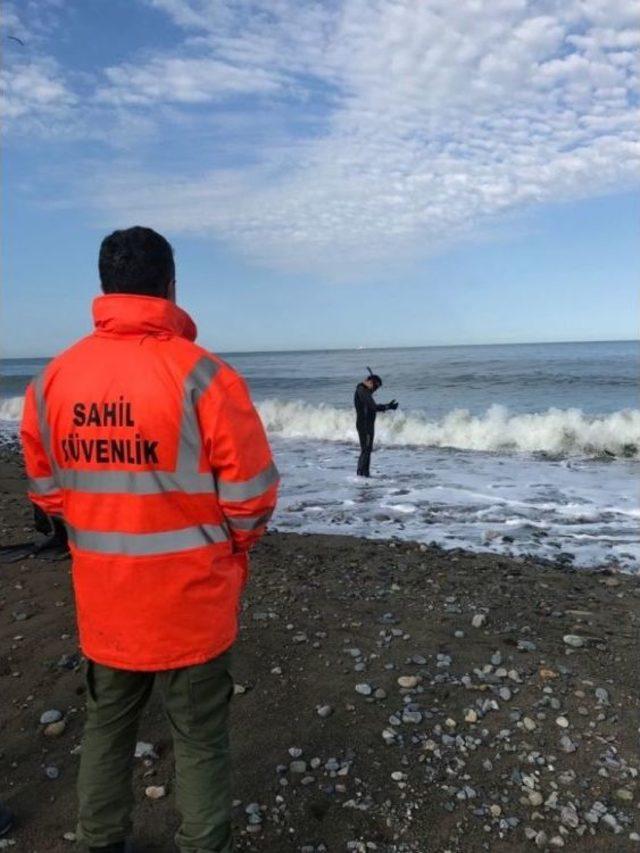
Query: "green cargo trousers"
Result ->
[[76, 650, 233, 852]]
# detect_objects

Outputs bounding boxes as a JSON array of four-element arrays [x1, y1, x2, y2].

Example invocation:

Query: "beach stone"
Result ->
[[402, 709, 423, 724], [560, 735, 577, 752], [289, 760, 307, 774], [316, 704, 333, 718], [464, 709, 478, 723], [135, 741, 158, 760], [595, 687, 610, 704], [523, 717, 537, 731], [563, 634, 585, 648], [355, 683, 373, 696], [44, 720, 66, 737], [145, 785, 167, 800], [615, 788, 633, 802], [539, 667, 558, 679], [288, 747, 302, 758], [528, 791, 543, 806], [62, 832, 76, 842], [471, 613, 487, 628], [40, 709, 63, 725], [397, 675, 421, 689], [560, 805, 579, 828], [44, 765, 60, 780], [556, 716, 569, 728], [602, 813, 622, 833]]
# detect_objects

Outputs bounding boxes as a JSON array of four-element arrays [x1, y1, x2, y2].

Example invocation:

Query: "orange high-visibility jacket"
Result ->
[[20, 294, 279, 670]]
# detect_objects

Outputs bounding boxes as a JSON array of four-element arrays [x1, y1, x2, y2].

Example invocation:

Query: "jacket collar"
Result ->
[[92, 294, 197, 342]]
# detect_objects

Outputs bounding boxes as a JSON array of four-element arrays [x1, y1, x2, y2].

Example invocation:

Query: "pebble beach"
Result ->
[[1, 452, 639, 852]]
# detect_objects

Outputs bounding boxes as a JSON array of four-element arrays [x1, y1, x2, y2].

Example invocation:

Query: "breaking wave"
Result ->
[[257, 399, 640, 459], [0, 396, 25, 423], [2, 394, 639, 458]]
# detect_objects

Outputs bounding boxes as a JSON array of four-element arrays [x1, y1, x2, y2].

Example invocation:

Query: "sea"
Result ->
[[1, 340, 639, 572]]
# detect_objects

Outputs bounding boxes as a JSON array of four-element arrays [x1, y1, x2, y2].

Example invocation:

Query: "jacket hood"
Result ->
[[92, 294, 197, 342]]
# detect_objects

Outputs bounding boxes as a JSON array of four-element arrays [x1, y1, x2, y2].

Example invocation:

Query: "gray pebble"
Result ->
[[40, 710, 63, 725]]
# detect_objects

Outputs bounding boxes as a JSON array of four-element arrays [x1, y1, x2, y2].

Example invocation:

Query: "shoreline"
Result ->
[[1, 458, 639, 851], [3, 438, 636, 579]]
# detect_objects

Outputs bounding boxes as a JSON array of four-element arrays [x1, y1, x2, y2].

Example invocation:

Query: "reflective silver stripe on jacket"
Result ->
[[66, 523, 229, 556], [57, 469, 215, 495], [33, 370, 59, 480], [226, 509, 274, 531], [218, 461, 279, 502], [27, 475, 58, 495], [174, 356, 219, 489]]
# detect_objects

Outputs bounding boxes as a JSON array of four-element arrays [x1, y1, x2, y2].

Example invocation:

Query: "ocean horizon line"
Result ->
[[2, 337, 637, 363]]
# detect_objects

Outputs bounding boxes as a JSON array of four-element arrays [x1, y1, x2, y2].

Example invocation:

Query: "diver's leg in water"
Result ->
[[362, 431, 373, 477], [357, 428, 368, 476]]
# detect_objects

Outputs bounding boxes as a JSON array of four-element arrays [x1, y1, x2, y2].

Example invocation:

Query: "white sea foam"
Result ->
[[257, 399, 640, 459], [0, 396, 25, 422], [3, 393, 638, 458]]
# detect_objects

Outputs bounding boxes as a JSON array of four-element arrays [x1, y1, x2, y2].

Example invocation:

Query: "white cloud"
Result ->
[[5, 0, 640, 273], [0, 2, 78, 127], [97, 56, 284, 105], [86, 0, 640, 272], [1, 59, 76, 121]]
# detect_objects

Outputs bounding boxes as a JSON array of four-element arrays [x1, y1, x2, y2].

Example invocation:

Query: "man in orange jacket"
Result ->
[[20, 226, 279, 853]]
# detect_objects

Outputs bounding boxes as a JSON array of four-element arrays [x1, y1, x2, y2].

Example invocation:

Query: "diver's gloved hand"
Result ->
[[387, 400, 399, 410]]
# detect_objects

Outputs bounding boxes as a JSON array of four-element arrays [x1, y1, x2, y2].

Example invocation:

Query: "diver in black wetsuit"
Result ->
[[354, 368, 398, 477]]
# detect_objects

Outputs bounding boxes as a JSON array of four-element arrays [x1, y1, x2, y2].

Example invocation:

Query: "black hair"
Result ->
[[99, 226, 175, 298], [366, 366, 382, 388]]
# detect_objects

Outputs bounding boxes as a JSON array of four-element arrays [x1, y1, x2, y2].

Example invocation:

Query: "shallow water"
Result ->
[[2, 340, 638, 571]]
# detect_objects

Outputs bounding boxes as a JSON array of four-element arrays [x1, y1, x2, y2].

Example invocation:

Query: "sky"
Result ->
[[1, 0, 639, 357]]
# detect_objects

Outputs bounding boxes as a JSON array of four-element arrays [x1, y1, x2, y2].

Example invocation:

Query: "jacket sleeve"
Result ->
[[20, 382, 64, 519], [202, 375, 279, 552]]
